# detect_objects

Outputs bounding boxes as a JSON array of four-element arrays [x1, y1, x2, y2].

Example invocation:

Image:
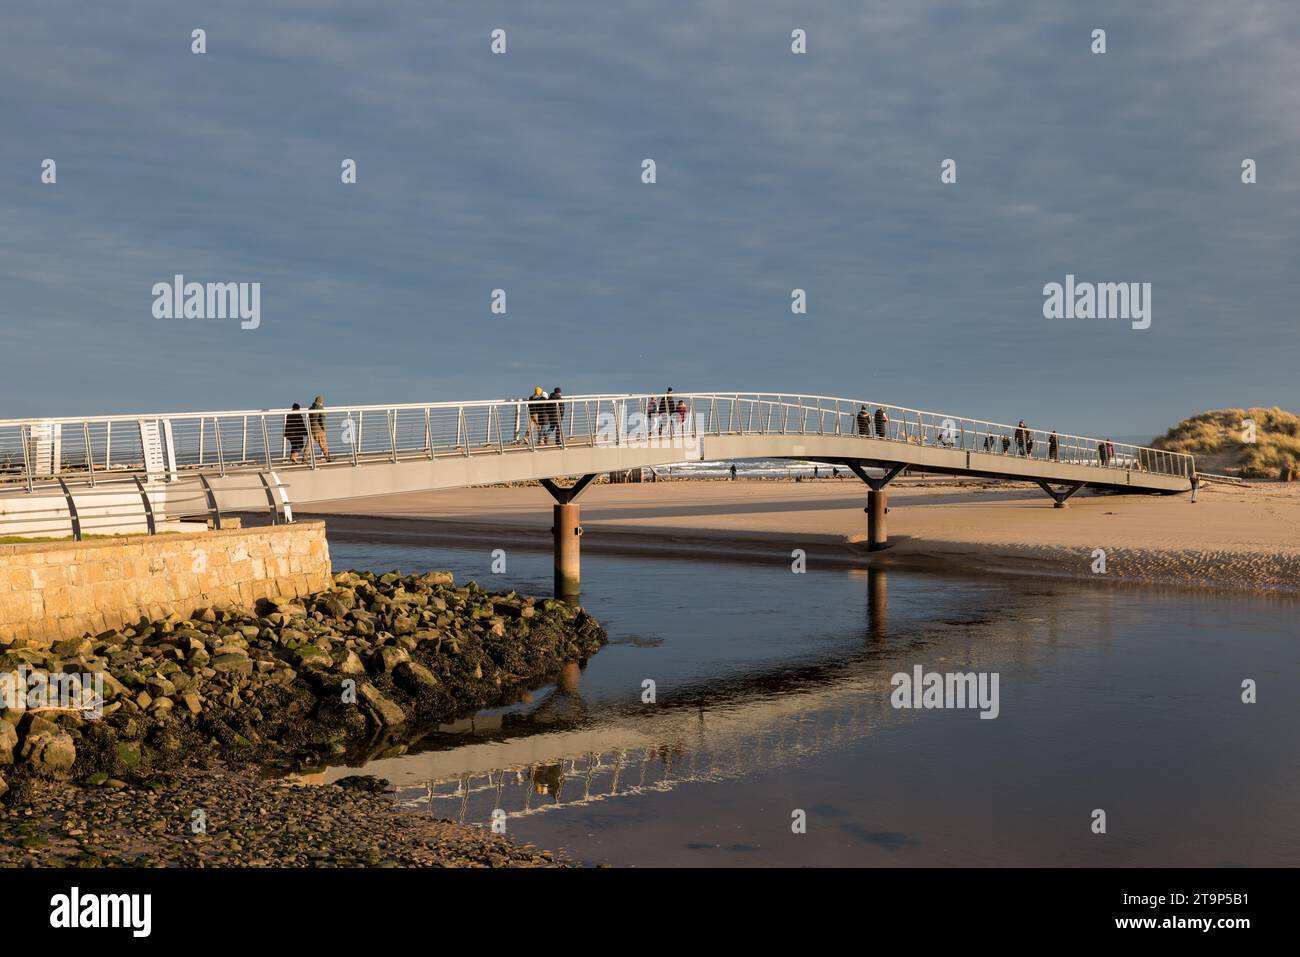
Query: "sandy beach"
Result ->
[[297, 477, 1300, 594]]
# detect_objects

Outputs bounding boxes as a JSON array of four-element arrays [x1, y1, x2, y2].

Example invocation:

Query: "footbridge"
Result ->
[[0, 393, 1195, 596]]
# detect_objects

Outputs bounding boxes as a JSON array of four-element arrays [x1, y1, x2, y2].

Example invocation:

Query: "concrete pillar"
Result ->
[[553, 503, 582, 600], [867, 489, 888, 550]]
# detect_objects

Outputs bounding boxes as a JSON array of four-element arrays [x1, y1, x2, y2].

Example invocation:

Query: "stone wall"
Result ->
[[0, 522, 331, 645]]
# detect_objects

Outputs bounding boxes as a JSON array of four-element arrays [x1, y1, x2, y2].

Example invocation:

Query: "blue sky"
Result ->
[[1, 1, 1297, 438]]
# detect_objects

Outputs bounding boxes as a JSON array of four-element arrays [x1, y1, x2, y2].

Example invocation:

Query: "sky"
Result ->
[[1, 0, 1297, 438]]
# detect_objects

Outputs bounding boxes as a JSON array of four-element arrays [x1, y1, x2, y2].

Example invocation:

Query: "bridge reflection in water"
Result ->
[[318, 567, 995, 825]]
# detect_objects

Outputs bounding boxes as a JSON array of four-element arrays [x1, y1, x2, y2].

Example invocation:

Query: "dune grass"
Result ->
[[1152, 407, 1300, 477]]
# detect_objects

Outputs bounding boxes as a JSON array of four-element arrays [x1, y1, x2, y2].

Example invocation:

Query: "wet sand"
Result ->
[[298, 478, 1300, 594]]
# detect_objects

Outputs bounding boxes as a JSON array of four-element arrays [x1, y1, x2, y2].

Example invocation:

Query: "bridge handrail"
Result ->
[[0, 392, 1196, 492]]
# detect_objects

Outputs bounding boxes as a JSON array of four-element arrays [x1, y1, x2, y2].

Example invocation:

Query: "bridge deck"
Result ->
[[0, 393, 1193, 535]]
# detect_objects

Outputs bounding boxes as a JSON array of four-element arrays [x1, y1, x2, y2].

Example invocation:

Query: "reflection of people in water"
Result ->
[[650, 741, 690, 774], [531, 762, 565, 799]]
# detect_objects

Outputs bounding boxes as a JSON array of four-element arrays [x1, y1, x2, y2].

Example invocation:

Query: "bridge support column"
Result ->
[[553, 504, 582, 599], [1035, 480, 1084, 508], [846, 462, 904, 551], [540, 474, 598, 602], [867, 490, 888, 550]]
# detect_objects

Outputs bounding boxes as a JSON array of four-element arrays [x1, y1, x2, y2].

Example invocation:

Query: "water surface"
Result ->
[[325, 538, 1300, 867]]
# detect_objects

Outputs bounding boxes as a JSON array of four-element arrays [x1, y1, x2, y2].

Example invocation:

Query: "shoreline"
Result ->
[[0, 766, 567, 867], [297, 478, 1300, 596], [0, 571, 603, 867], [314, 512, 1300, 598]]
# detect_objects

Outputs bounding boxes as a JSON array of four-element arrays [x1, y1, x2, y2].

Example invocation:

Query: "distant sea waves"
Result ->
[[655, 459, 851, 479]]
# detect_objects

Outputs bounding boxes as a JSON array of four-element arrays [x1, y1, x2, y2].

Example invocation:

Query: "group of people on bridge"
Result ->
[[277, 392, 1126, 473], [649, 388, 689, 437], [855, 405, 1121, 468], [283, 396, 330, 464], [513, 387, 567, 446]]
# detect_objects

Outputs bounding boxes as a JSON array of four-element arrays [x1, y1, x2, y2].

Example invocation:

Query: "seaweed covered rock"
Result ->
[[0, 570, 607, 798]]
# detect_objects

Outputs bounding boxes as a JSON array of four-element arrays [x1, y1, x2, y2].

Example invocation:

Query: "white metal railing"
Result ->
[[0, 393, 1197, 501]]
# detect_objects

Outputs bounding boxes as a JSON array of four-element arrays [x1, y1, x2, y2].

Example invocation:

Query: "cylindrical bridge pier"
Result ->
[[553, 503, 582, 601], [867, 489, 888, 551], [847, 462, 902, 552], [540, 474, 598, 602]]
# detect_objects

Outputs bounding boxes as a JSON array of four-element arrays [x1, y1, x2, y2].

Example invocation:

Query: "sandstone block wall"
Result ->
[[0, 522, 332, 645]]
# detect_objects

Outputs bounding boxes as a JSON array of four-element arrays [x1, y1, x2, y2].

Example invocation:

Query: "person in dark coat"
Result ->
[[856, 405, 871, 436], [284, 403, 308, 463], [527, 387, 546, 444], [657, 388, 674, 437], [549, 387, 565, 446], [874, 407, 889, 440]]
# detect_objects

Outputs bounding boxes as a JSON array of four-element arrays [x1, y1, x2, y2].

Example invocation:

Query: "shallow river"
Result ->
[[325, 538, 1300, 867]]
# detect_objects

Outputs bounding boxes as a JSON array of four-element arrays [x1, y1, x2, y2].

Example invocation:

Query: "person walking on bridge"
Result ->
[[308, 396, 331, 462], [856, 405, 871, 436], [874, 407, 889, 440], [658, 388, 674, 438], [1048, 431, 1059, 462], [538, 389, 556, 445], [526, 387, 545, 445], [284, 403, 308, 464], [549, 387, 566, 446], [1014, 420, 1028, 456]]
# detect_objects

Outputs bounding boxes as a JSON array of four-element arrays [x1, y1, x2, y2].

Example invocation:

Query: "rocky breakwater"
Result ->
[[0, 569, 607, 800]]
